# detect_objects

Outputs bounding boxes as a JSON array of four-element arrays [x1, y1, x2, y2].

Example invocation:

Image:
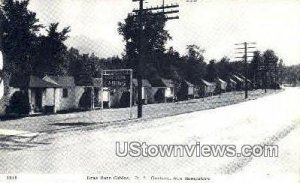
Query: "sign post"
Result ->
[[101, 69, 133, 121], [101, 70, 104, 121], [0, 51, 3, 99]]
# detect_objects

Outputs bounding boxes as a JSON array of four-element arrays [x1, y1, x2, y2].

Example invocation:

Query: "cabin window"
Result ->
[[63, 88, 68, 98]]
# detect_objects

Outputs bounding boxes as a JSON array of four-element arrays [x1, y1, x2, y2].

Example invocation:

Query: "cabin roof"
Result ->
[[10, 75, 61, 88], [201, 79, 216, 86], [150, 78, 175, 87], [43, 75, 75, 87], [132, 79, 152, 87]]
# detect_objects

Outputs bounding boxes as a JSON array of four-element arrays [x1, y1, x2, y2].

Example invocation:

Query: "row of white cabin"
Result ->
[[8, 74, 248, 114]]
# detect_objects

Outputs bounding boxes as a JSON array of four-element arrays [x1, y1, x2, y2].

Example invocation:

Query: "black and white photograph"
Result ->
[[0, 0, 300, 182]]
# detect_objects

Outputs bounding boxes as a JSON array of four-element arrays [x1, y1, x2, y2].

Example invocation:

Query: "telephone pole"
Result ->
[[132, 0, 179, 118], [234, 42, 256, 99]]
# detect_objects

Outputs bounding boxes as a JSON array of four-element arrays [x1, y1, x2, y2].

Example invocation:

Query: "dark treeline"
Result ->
[[1, 0, 125, 80], [282, 64, 300, 86], [117, 12, 282, 88], [1, 0, 286, 88]]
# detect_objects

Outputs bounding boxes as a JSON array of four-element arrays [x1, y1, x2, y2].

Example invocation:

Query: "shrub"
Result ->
[[6, 90, 30, 115], [79, 88, 92, 108], [154, 89, 165, 103], [119, 91, 131, 107]]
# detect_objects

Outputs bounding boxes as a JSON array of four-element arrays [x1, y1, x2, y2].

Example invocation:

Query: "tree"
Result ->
[[1, 0, 42, 77], [181, 45, 206, 84], [205, 60, 218, 82], [162, 47, 182, 81], [250, 51, 264, 86], [6, 90, 30, 115], [34, 23, 71, 76], [118, 12, 171, 72], [186, 44, 205, 61], [67, 47, 82, 76], [277, 59, 284, 84], [282, 64, 300, 86], [216, 57, 231, 81], [263, 49, 279, 87]]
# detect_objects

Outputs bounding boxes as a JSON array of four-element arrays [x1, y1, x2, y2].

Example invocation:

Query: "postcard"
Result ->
[[0, 0, 299, 182]]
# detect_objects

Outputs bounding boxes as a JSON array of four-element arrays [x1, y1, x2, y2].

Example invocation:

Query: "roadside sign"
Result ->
[[101, 69, 133, 120], [0, 51, 3, 70], [103, 74, 130, 87]]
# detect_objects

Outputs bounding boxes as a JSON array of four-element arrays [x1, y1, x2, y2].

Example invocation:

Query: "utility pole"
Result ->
[[0, 1, 4, 90], [132, 0, 144, 118], [132, 0, 179, 118], [234, 42, 256, 99]]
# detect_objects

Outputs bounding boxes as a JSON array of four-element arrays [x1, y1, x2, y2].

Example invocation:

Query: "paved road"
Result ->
[[0, 87, 299, 183]]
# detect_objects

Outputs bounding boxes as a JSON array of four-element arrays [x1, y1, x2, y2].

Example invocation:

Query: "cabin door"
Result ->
[[34, 88, 43, 112]]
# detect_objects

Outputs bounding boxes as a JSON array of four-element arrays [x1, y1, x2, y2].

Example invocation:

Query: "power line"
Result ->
[[234, 42, 257, 99], [132, 0, 179, 118]]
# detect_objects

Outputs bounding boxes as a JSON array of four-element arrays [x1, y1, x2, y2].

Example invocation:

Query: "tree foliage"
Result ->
[[34, 23, 71, 76], [1, 0, 42, 76], [118, 12, 171, 71], [1, 1, 285, 91], [282, 64, 300, 86], [6, 90, 30, 115], [205, 60, 218, 82], [216, 57, 232, 81]]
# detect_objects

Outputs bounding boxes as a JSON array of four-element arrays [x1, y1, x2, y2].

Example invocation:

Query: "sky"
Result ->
[[28, 0, 300, 66]]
